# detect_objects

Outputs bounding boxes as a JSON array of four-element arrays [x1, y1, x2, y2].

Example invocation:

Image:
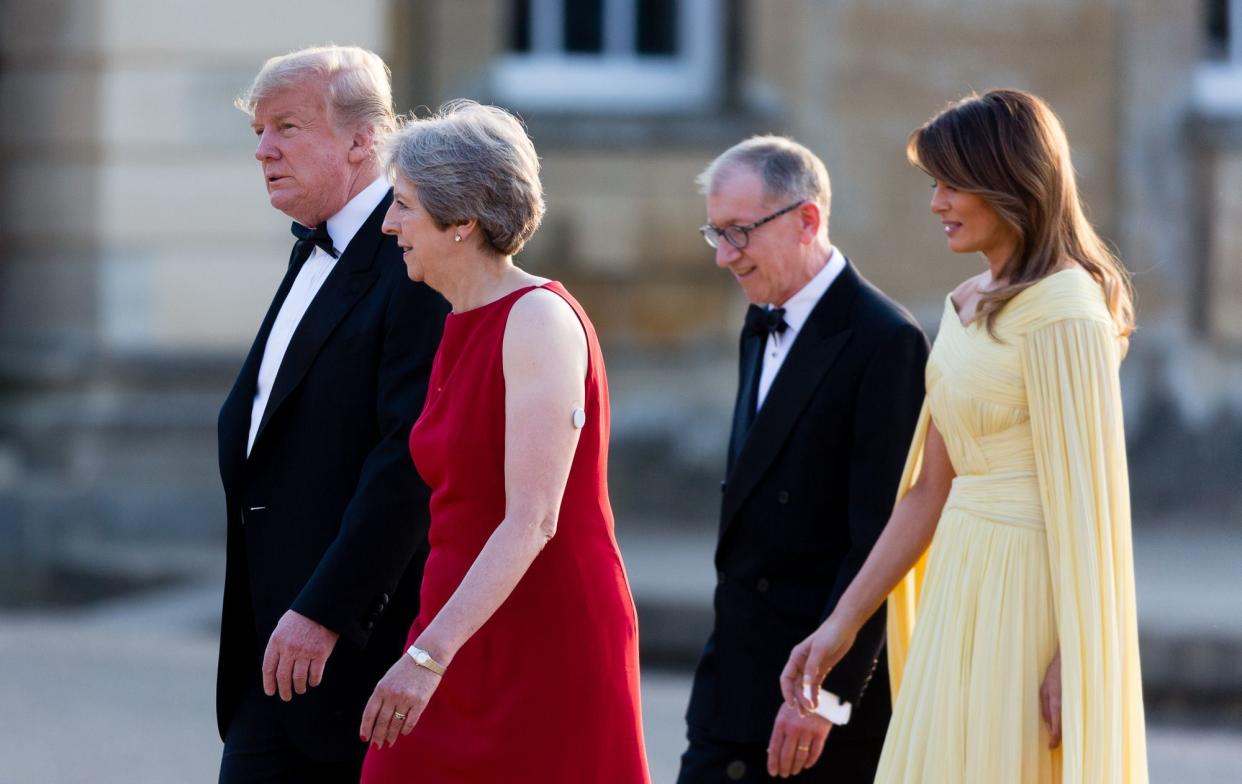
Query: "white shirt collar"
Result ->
[[319, 176, 389, 256], [771, 246, 846, 332]]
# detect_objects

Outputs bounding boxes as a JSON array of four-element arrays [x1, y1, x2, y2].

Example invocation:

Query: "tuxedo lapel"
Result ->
[[218, 245, 310, 495], [250, 193, 390, 454], [720, 261, 862, 531], [727, 330, 765, 475]]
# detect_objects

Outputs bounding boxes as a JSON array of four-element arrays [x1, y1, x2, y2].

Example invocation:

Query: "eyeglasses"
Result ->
[[699, 199, 806, 250]]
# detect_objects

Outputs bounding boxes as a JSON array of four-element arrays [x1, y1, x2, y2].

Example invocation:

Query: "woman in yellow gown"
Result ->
[[781, 89, 1148, 783]]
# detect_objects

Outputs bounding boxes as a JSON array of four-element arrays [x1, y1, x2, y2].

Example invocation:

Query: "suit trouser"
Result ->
[[219, 680, 365, 784], [676, 727, 884, 784]]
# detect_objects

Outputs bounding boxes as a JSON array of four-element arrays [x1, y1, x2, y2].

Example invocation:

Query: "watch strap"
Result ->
[[405, 644, 446, 676]]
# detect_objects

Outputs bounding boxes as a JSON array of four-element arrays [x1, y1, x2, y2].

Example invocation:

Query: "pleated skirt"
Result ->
[[875, 507, 1061, 783]]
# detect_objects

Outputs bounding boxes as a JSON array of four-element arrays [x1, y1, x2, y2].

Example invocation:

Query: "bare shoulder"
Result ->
[[507, 287, 581, 336], [503, 288, 587, 367]]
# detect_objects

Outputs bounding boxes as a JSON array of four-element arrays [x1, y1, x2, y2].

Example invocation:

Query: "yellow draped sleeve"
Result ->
[[884, 400, 931, 698], [1020, 316, 1148, 783]]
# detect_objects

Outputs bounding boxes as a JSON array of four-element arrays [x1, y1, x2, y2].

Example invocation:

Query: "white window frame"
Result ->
[[491, 0, 723, 114], [1196, 0, 1242, 118]]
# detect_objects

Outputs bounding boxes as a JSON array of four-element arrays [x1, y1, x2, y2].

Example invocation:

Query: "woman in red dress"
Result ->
[[358, 99, 650, 783]]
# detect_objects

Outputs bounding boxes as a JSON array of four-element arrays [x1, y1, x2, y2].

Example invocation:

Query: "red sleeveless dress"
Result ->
[[360, 282, 650, 783]]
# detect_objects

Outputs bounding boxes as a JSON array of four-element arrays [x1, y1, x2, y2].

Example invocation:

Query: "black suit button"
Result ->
[[720, 480, 726, 494], [777, 490, 790, 504], [726, 760, 747, 780], [362, 619, 375, 631], [756, 578, 770, 592], [717, 571, 727, 586]]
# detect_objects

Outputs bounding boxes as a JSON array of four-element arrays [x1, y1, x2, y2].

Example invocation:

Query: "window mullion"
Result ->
[[531, 0, 562, 54], [1232, 0, 1241, 64], [604, 0, 636, 57]]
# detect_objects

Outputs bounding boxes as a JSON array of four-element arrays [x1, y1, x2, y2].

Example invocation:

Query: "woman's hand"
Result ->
[[1040, 651, 1062, 748], [779, 616, 857, 712], [359, 654, 443, 750]]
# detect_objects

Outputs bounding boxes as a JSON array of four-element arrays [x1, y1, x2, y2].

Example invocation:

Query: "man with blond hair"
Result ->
[[679, 136, 928, 782], [216, 45, 446, 782]]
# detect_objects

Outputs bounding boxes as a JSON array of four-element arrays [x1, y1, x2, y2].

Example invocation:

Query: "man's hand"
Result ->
[[766, 702, 832, 778], [262, 610, 340, 701]]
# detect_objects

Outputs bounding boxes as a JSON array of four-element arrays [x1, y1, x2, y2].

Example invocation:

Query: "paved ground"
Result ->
[[2, 522, 1241, 783], [1, 605, 1240, 783]]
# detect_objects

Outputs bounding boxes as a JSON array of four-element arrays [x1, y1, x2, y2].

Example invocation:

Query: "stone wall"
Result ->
[[0, 0, 397, 576], [0, 0, 1237, 570]]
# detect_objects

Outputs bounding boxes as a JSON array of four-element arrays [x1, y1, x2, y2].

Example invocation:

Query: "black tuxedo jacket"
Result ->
[[686, 260, 929, 746], [215, 191, 448, 761]]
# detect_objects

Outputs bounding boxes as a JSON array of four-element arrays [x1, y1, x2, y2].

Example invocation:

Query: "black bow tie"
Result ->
[[744, 305, 788, 338], [290, 221, 339, 263]]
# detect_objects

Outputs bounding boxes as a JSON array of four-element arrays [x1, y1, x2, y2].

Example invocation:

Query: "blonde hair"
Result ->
[[908, 89, 1135, 340], [236, 45, 396, 141]]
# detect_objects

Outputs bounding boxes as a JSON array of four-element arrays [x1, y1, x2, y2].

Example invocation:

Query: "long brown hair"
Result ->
[[907, 89, 1134, 340]]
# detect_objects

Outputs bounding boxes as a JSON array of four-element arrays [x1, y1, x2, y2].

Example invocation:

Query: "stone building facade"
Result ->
[[1, 1, 1239, 579]]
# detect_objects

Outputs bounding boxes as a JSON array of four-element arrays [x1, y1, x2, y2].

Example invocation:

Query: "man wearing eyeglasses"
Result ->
[[677, 136, 929, 783]]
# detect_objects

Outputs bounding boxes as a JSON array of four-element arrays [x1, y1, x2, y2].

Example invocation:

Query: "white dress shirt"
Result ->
[[756, 246, 854, 725], [756, 247, 845, 409], [246, 176, 390, 456]]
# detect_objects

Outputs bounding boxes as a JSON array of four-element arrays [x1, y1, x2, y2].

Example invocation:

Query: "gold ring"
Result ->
[[393, 711, 407, 721], [797, 744, 810, 752]]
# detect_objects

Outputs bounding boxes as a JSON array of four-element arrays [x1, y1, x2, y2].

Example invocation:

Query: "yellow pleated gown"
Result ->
[[881, 269, 1148, 783]]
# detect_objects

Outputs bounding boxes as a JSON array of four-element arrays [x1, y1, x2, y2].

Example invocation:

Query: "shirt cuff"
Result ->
[[802, 685, 852, 725]]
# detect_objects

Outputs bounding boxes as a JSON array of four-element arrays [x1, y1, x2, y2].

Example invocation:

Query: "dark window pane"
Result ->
[[637, 0, 678, 55], [565, 0, 603, 53], [1206, 0, 1227, 59], [511, 0, 531, 52]]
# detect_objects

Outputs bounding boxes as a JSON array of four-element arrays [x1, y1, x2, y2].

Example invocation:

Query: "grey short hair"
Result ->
[[385, 100, 544, 257], [696, 135, 832, 221], [236, 45, 396, 140]]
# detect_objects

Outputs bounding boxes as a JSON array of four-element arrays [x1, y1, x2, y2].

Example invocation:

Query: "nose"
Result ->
[[381, 203, 399, 236], [930, 184, 948, 215], [714, 239, 740, 269], [254, 129, 278, 162]]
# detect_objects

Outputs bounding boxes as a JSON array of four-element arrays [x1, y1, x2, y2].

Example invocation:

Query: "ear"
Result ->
[[797, 202, 822, 245], [451, 218, 481, 243], [347, 124, 377, 165]]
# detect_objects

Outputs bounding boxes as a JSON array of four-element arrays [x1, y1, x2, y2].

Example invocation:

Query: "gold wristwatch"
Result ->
[[405, 644, 446, 676]]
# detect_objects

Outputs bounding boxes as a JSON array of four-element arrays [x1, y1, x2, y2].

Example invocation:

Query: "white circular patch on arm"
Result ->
[[571, 407, 586, 429]]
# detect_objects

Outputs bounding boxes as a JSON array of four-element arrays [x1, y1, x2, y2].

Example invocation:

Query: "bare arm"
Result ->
[[361, 287, 587, 746], [415, 288, 587, 662], [780, 419, 956, 708]]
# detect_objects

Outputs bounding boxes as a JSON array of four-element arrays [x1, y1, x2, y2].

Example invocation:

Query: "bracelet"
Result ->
[[405, 644, 446, 676]]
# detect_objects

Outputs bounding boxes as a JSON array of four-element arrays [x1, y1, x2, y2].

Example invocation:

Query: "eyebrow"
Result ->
[[252, 110, 299, 128], [706, 214, 747, 228]]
